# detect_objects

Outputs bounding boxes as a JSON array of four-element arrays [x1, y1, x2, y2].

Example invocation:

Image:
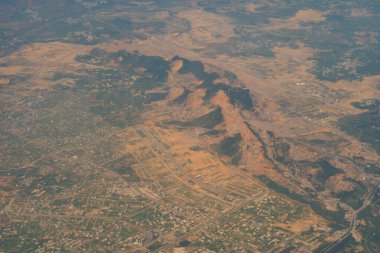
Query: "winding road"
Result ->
[[320, 183, 378, 253]]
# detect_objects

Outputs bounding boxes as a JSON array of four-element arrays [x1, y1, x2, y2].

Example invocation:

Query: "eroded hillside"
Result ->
[[0, 1, 379, 252]]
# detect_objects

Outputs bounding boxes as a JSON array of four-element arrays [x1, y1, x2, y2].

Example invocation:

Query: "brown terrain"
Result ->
[[1, 4, 378, 209], [1, 2, 379, 252]]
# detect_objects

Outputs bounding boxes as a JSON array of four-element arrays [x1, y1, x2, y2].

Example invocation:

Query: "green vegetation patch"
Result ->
[[74, 49, 173, 126], [171, 88, 191, 105], [115, 166, 140, 182], [364, 164, 380, 175], [166, 106, 224, 129], [352, 99, 380, 111], [190, 106, 224, 129], [214, 133, 242, 164], [174, 56, 254, 110], [273, 142, 290, 164], [258, 175, 348, 225], [314, 160, 343, 182], [338, 110, 380, 154], [109, 156, 140, 182]]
